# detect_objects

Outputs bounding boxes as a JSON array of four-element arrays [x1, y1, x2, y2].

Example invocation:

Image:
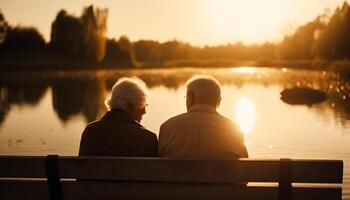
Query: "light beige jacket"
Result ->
[[159, 104, 248, 158]]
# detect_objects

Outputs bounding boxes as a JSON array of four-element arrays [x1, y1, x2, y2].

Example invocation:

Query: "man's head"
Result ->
[[185, 75, 221, 110], [105, 77, 149, 122]]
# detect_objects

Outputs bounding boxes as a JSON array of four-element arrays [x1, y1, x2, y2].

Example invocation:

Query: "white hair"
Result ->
[[105, 77, 149, 111], [186, 74, 221, 104]]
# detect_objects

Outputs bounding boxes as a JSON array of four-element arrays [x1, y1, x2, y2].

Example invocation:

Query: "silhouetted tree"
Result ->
[[1, 26, 45, 52], [0, 10, 9, 44], [133, 40, 162, 61], [132, 39, 277, 63], [103, 38, 135, 66], [0, 11, 46, 63], [278, 17, 324, 60], [50, 10, 85, 59], [196, 42, 277, 60], [159, 40, 195, 60], [81, 6, 108, 62], [50, 5, 108, 62], [278, 2, 350, 60], [118, 36, 135, 63], [258, 42, 277, 59], [314, 2, 350, 59]]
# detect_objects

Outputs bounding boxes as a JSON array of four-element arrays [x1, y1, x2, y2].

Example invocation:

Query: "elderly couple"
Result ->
[[79, 75, 248, 159]]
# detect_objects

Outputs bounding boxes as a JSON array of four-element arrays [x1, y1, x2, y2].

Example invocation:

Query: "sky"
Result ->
[[0, 0, 347, 46]]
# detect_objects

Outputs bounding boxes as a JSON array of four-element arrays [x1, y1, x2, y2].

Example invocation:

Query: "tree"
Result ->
[[50, 10, 85, 58], [81, 6, 108, 62], [103, 37, 135, 66], [0, 11, 8, 43], [1, 26, 45, 52], [50, 5, 108, 62], [314, 2, 350, 59], [278, 17, 324, 60], [133, 40, 161, 61]]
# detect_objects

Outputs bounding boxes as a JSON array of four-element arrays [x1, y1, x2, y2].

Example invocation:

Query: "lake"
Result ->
[[0, 67, 349, 199]]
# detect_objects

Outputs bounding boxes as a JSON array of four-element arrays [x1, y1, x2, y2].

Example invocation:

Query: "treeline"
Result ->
[[0, 2, 350, 69], [132, 2, 350, 63], [133, 40, 276, 62], [278, 2, 350, 60], [0, 5, 135, 67], [0, 11, 46, 53]]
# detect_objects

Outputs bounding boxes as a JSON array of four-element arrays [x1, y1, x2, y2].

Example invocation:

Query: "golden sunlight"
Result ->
[[206, 0, 288, 43], [234, 97, 256, 135]]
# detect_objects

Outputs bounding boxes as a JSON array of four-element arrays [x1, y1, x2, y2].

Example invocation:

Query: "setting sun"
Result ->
[[234, 97, 256, 135]]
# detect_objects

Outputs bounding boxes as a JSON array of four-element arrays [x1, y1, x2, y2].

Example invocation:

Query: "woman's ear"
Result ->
[[216, 97, 222, 108], [126, 101, 134, 112]]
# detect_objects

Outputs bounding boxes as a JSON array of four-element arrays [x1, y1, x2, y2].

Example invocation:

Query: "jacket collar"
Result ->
[[101, 109, 143, 127], [188, 104, 217, 114]]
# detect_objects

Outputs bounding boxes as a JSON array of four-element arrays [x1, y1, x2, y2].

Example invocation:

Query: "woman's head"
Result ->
[[105, 77, 149, 122]]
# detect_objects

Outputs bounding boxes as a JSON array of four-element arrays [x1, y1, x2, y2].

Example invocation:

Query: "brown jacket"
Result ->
[[79, 109, 158, 156]]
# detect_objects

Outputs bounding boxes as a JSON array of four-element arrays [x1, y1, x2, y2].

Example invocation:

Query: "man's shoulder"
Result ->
[[160, 112, 189, 129], [160, 111, 237, 129], [216, 114, 236, 125], [216, 114, 242, 131]]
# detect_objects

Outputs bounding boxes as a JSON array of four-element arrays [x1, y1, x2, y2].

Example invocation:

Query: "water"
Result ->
[[0, 67, 350, 199]]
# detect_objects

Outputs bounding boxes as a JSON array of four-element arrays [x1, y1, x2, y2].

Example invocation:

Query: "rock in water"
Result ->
[[280, 87, 326, 105]]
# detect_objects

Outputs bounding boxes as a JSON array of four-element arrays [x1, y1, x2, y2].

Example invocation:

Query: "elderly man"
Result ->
[[79, 77, 158, 156], [159, 75, 248, 158]]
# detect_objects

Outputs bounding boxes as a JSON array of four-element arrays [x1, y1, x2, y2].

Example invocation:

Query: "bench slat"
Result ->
[[0, 180, 341, 200], [0, 156, 343, 183], [0, 180, 49, 200]]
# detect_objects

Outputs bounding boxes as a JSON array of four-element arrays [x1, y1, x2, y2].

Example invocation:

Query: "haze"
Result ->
[[0, 0, 346, 45]]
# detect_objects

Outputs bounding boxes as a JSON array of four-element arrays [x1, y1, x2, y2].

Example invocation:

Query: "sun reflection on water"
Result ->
[[230, 67, 257, 74], [234, 97, 256, 135]]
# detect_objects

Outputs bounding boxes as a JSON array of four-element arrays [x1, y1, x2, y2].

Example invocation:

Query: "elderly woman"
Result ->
[[79, 77, 158, 156]]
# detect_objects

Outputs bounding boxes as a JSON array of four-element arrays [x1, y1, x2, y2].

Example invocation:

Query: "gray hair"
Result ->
[[186, 74, 221, 104], [105, 77, 149, 111]]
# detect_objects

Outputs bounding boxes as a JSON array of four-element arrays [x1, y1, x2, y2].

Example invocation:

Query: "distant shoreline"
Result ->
[[0, 59, 349, 72]]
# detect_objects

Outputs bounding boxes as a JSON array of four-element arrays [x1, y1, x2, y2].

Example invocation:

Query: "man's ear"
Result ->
[[186, 90, 194, 110], [188, 90, 193, 99]]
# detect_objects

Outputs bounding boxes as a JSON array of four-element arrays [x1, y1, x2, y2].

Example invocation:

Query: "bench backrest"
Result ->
[[0, 156, 343, 200]]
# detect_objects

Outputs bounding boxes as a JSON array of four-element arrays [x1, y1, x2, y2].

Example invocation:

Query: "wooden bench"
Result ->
[[0, 155, 343, 200]]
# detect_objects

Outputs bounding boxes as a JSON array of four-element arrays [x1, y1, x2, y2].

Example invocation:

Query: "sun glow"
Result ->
[[206, 0, 288, 44], [234, 97, 256, 135]]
